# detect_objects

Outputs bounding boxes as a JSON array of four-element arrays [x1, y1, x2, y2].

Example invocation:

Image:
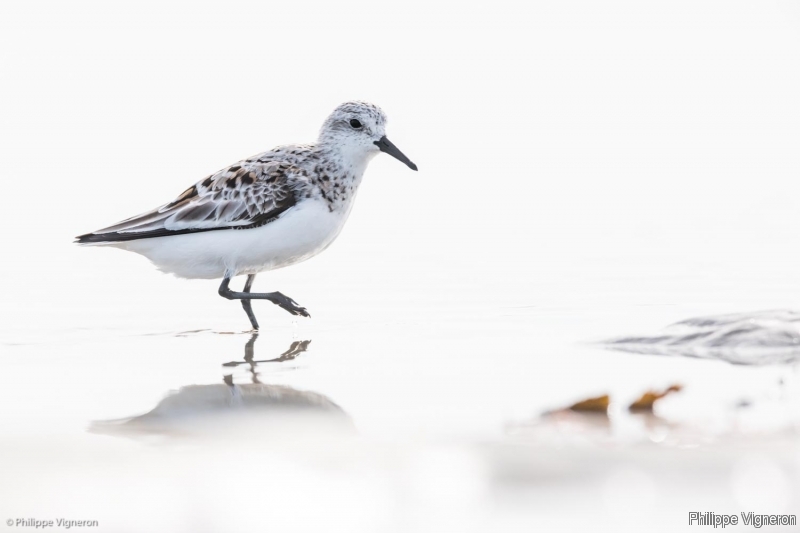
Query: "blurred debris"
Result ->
[[735, 399, 753, 409], [602, 310, 800, 365], [628, 385, 682, 412], [542, 385, 683, 419], [568, 394, 610, 414]]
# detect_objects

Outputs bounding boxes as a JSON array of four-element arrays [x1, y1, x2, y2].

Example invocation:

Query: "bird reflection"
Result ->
[[222, 333, 310, 384], [91, 334, 354, 439]]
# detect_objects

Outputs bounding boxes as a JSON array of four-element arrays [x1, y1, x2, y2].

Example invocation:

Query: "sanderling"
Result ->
[[76, 101, 417, 329]]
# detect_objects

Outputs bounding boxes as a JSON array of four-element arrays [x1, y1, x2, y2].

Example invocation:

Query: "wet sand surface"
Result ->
[[2, 242, 799, 532]]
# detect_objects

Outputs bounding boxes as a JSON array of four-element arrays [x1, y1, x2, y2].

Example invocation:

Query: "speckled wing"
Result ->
[[76, 160, 311, 243]]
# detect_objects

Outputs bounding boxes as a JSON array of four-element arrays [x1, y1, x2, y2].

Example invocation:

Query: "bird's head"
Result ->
[[318, 101, 417, 171]]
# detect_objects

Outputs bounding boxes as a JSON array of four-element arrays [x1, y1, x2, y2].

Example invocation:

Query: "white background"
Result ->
[[1, 0, 799, 315], [1, 1, 800, 532]]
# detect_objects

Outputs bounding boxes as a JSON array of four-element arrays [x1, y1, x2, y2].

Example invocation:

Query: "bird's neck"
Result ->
[[310, 143, 374, 211]]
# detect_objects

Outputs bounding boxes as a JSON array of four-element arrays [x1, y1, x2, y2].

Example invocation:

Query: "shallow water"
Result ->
[[2, 240, 800, 532]]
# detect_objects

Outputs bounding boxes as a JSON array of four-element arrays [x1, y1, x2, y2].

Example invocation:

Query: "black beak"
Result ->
[[374, 136, 418, 171]]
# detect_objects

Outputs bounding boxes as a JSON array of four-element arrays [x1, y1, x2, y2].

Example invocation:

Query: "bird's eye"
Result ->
[[349, 119, 363, 129]]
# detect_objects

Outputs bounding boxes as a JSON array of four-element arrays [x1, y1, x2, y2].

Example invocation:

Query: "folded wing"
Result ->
[[76, 159, 311, 244]]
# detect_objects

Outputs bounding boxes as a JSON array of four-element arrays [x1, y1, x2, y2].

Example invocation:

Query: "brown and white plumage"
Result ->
[[77, 157, 312, 243]]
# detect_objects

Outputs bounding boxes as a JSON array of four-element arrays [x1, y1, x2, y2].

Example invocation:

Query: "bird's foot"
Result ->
[[271, 293, 311, 318]]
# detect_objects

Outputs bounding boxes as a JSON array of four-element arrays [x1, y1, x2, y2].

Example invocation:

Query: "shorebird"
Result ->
[[76, 101, 417, 329]]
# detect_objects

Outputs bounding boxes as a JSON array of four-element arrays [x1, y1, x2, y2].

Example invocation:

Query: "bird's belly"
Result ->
[[232, 201, 346, 274], [119, 200, 346, 279]]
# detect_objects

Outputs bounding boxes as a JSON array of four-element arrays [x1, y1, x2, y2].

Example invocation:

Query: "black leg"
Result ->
[[219, 276, 310, 330], [241, 274, 259, 330]]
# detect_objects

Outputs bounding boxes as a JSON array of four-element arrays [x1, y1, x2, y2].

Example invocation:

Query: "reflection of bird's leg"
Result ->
[[266, 340, 312, 363], [221, 335, 310, 385], [219, 276, 310, 330], [244, 332, 258, 364], [244, 332, 261, 384]]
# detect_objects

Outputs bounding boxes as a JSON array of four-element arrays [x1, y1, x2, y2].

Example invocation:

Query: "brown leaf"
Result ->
[[568, 395, 610, 413], [629, 385, 682, 412]]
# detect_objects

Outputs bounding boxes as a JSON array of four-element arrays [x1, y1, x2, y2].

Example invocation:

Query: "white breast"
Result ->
[[115, 199, 347, 279]]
